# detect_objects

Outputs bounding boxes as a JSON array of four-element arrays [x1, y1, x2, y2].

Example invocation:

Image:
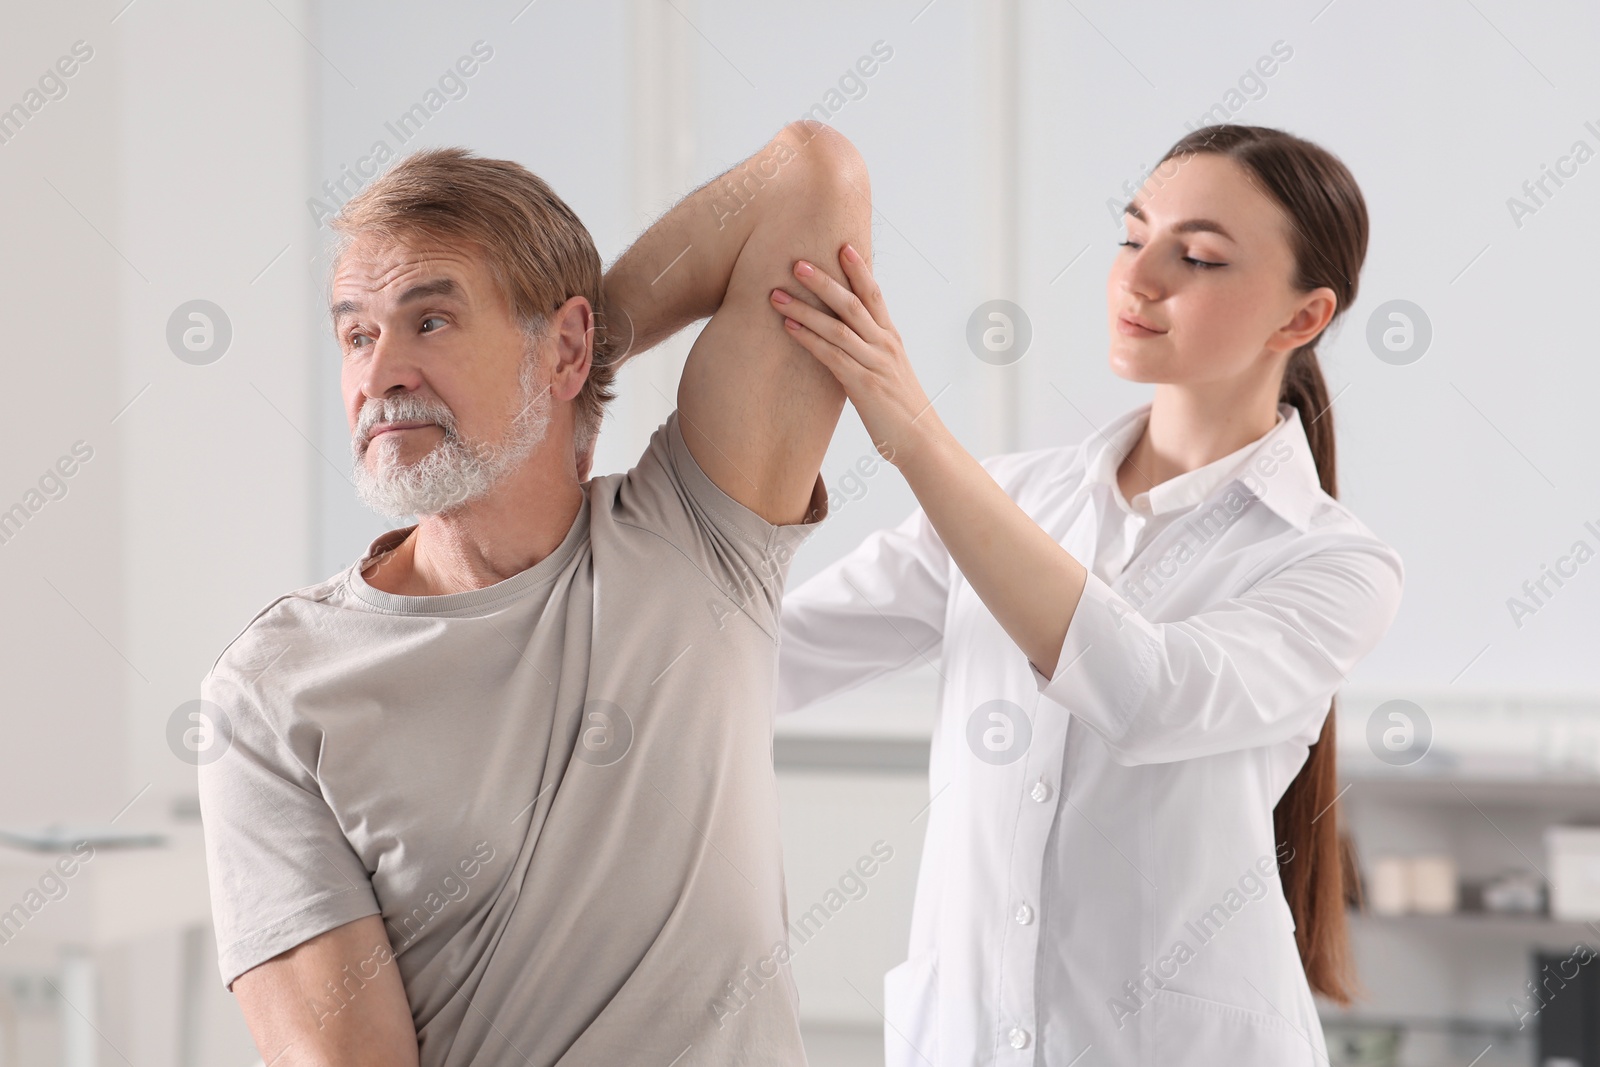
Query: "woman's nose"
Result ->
[[1119, 247, 1165, 302]]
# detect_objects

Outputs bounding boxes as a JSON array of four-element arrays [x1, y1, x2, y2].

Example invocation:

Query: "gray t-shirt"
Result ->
[[198, 411, 827, 1066]]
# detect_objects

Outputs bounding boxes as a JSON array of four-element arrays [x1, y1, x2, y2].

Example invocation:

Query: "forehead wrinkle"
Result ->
[[331, 248, 478, 326]]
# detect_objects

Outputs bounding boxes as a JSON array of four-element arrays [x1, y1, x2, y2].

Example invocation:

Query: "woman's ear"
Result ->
[[1276, 286, 1338, 352]]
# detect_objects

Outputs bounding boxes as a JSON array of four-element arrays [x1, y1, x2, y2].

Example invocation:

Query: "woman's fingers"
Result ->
[[770, 287, 876, 368], [838, 243, 894, 333], [788, 256, 880, 342], [777, 304, 857, 386]]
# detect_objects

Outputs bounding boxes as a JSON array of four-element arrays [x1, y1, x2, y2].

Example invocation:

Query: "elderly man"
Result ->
[[197, 121, 870, 1066]]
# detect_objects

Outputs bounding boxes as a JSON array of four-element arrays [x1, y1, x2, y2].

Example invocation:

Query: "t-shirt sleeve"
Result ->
[[197, 656, 381, 990], [609, 410, 830, 640]]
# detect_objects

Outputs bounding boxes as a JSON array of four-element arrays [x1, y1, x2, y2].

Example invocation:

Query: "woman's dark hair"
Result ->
[[1154, 124, 1370, 1005]]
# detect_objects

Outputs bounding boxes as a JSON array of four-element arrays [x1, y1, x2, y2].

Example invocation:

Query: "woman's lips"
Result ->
[[1116, 315, 1167, 338]]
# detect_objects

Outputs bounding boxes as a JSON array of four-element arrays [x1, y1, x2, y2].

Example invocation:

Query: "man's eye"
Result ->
[[347, 332, 371, 349], [420, 316, 447, 333]]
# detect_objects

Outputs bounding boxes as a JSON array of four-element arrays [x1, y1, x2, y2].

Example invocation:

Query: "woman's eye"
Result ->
[[1119, 239, 1223, 269], [347, 332, 371, 349]]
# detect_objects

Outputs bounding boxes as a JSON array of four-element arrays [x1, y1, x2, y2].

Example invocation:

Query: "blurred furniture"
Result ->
[[1332, 694, 1600, 1067], [0, 824, 209, 1067]]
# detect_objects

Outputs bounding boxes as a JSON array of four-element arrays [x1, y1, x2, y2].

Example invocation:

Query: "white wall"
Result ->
[[1, 4, 125, 832], [3, 0, 315, 1061]]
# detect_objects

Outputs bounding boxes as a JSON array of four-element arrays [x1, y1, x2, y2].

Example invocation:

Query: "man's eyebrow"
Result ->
[[1122, 202, 1236, 242], [329, 277, 464, 325]]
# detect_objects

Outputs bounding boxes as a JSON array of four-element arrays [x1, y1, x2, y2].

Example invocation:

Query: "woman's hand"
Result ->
[[769, 244, 939, 467], [770, 242, 1091, 676]]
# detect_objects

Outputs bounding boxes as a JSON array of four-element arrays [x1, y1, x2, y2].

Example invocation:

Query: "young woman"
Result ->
[[771, 125, 1404, 1066]]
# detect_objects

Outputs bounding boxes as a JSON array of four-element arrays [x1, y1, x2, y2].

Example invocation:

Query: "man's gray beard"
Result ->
[[351, 354, 551, 520]]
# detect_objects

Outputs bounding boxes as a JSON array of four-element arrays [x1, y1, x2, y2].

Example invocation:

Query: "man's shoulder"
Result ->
[[582, 414, 811, 640], [202, 569, 349, 697]]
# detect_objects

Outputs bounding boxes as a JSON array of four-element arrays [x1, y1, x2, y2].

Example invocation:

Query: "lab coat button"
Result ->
[[1014, 903, 1034, 925], [1030, 780, 1052, 803], [1008, 1027, 1031, 1049]]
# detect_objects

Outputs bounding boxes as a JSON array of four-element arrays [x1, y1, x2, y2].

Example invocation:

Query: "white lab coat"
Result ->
[[777, 400, 1404, 1066]]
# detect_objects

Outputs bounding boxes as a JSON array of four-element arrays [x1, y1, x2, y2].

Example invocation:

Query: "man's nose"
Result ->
[[360, 335, 425, 400]]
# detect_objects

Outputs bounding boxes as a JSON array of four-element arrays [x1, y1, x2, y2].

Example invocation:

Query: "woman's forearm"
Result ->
[[894, 413, 1090, 678]]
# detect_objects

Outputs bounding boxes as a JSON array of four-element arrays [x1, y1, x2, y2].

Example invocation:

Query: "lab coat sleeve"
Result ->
[[776, 502, 952, 715], [1030, 538, 1404, 764]]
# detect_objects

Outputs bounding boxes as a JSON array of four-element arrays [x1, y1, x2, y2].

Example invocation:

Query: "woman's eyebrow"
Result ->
[[1122, 202, 1237, 242], [1172, 218, 1236, 241]]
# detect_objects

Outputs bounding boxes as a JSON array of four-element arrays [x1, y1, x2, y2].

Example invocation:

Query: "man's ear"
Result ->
[[549, 295, 595, 403]]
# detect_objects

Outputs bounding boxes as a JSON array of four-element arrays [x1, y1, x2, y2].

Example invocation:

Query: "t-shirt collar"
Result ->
[[346, 494, 593, 614]]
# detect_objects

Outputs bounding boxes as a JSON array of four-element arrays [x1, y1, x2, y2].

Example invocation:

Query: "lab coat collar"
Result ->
[[1076, 400, 1325, 533]]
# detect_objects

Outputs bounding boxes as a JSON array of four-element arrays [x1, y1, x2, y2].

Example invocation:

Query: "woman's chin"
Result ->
[[1107, 349, 1168, 384]]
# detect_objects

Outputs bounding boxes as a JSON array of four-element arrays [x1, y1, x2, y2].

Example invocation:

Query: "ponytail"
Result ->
[[1274, 344, 1360, 1004]]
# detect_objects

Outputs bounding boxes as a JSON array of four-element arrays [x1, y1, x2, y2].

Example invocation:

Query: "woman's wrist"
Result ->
[[885, 408, 956, 483]]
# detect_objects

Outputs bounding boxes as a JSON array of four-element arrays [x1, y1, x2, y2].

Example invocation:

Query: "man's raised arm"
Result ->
[[601, 120, 872, 525]]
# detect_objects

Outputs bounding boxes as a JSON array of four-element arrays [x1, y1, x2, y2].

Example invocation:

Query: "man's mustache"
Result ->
[[354, 396, 457, 453]]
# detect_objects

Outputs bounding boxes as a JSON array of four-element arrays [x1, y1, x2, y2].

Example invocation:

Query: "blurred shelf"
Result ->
[[1320, 1009, 1525, 1037], [1350, 909, 1600, 941], [1339, 767, 1600, 810], [1319, 1010, 1530, 1067]]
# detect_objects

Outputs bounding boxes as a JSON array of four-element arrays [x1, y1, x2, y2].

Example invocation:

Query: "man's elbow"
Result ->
[[772, 119, 870, 210]]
